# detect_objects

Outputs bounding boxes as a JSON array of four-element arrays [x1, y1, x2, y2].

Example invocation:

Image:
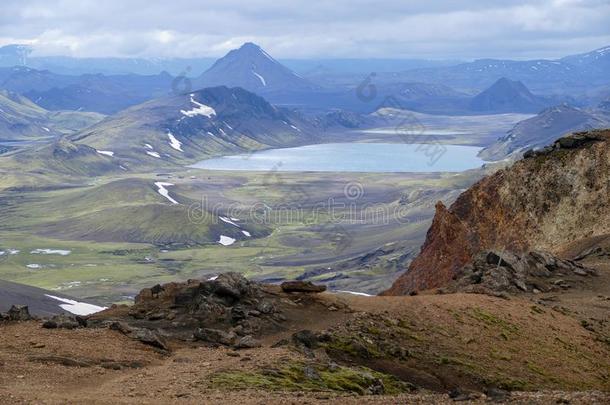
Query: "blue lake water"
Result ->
[[191, 143, 485, 173]]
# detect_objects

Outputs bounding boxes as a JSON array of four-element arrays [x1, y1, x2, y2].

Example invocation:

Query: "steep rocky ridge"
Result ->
[[384, 129, 610, 295]]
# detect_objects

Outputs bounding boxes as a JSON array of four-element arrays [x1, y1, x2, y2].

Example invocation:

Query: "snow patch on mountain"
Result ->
[[154, 182, 179, 205], [218, 235, 236, 246], [31, 249, 71, 256], [252, 70, 267, 86], [167, 131, 183, 152], [335, 290, 373, 297], [219, 216, 240, 227], [181, 94, 216, 118]]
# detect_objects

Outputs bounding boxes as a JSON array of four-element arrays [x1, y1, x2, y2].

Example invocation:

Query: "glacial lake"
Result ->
[[191, 143, 486, 173]]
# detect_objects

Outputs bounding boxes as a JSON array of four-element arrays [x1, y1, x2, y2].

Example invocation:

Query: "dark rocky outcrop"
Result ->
[[281, 281, 327, 293], [2, 305, 33, 321], [88, 273, 326, 350], [444, 250, 598, 295], [42, 314, 85, 329]]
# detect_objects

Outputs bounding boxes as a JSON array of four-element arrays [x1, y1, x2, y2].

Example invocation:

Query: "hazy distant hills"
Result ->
[[0, 89, 103, 142], [479, 104, 610, 160], [375, 45, 610, 95], [196, 43, 318, 94], [0, 89, 57, 140], [560, 46, 610, 73], [0, 66, 174, 114], [25, 72, 175, 114], [0, 43, 460, 76]]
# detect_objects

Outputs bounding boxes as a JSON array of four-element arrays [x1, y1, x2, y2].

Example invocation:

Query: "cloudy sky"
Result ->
[[1, 0, 609, 60]]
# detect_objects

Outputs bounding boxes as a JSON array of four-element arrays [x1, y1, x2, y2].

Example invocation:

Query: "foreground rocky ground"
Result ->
[[1, 253, 609, 404]]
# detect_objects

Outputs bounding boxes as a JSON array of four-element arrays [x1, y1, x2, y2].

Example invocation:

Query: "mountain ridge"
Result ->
[[479, 104, 610, 160], [384, 129, 610, 295]]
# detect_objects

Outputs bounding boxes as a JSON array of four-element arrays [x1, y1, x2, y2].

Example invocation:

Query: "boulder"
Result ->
[[234, 335, 262, 349], [109, 321, 169, 351], [194, 328, 236, 346], [42, 314, 81, 329], [281, 281, 327, 293], [292, 330, 320, 349], [7, 305, 32, 321]]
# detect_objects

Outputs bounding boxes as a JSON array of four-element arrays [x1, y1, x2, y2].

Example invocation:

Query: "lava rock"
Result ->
[[303, 365, 321, 380], [256, 300, 275, 314], [484, 387, 510, 402], [194, 328, 236, 346], [109, 321, 169, 351], [42, 314, 80, 329], [448, 250, 598, 295], [7, 305, 32, 321], [281, 281, 327, 293], [292, 330, 319, 349], [449, 388, 481, 401], [234, 335, 262, 349]]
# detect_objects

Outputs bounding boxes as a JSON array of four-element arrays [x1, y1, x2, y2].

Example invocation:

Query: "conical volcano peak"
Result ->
[[196, 43, 316, 93]]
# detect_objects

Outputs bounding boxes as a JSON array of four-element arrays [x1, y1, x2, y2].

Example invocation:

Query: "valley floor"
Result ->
[[0, 111, 523, 304]]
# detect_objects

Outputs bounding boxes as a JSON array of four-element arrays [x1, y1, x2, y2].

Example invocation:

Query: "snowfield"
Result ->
[[146, 151, 161, 158], [45, 294, 107, 316], [96, 150, 115, 157]]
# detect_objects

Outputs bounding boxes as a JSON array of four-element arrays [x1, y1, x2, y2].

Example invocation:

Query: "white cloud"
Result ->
[[0, 0, 608, 59]]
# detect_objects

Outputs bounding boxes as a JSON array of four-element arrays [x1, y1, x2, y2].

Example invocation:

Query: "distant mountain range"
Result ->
[[560, 46, 610, 74], [0, 89, 103, 142], [381, 46, 610, 95], [0, 43, 608, 117], [0, 66, 174, 114], [0, 44, 459, 76]]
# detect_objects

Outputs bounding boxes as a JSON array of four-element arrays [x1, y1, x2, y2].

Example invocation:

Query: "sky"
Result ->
[[1, 0, 609, 60]]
